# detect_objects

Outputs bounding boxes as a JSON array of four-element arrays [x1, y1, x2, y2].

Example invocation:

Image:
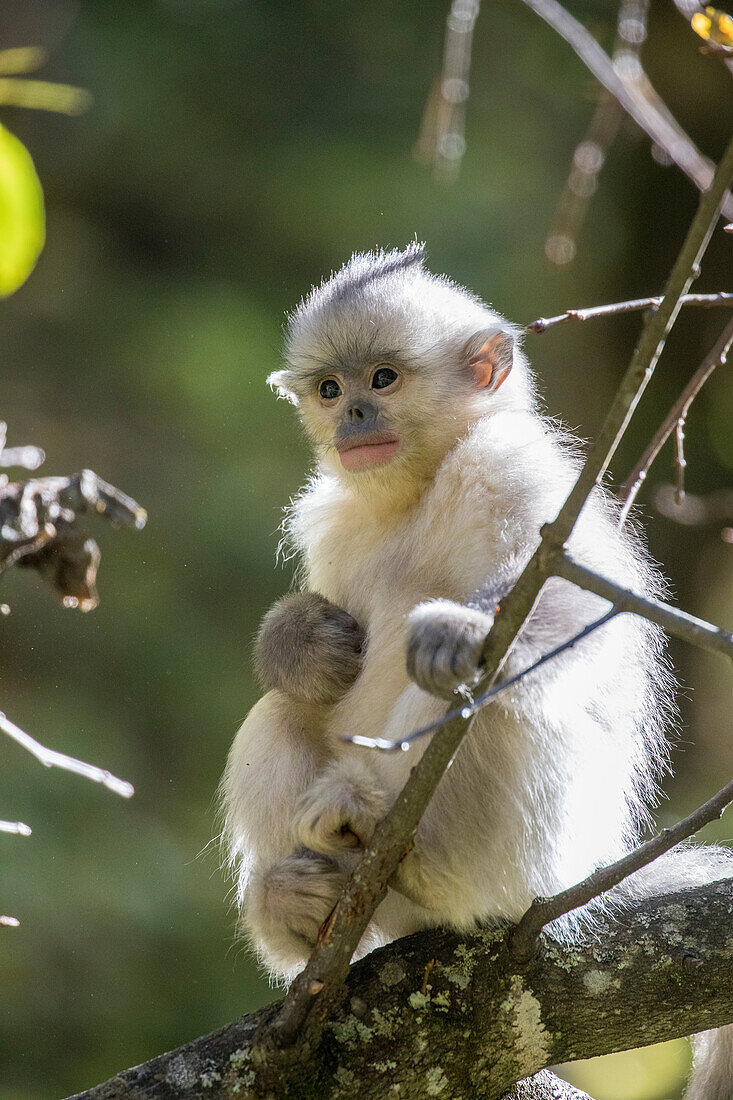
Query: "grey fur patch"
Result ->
[[254, 591, 365, 705]]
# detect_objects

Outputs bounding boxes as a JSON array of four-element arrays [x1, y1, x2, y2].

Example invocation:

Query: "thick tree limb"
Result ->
[[68, 881, 733, 1100]]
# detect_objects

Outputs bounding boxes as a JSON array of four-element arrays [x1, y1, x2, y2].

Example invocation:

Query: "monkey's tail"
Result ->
[[613, 843, 733, 1100], [685, 1027, 733, 1100]]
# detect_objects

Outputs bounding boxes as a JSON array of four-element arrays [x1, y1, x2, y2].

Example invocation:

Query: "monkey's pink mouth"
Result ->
[[336, 432, 400, 471]]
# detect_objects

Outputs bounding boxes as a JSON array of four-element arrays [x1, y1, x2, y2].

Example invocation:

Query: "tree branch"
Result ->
[[619, 316, 733, 516], [0, 817, 32, 835], [543, 0, 649, 267], [68, 882, 733, 1100], [549, 551, 733, 660], [0, 711, 134, 798], [0, 468, 147, 610], [517, 0, 733, 219], [525, 291, 733, 333]]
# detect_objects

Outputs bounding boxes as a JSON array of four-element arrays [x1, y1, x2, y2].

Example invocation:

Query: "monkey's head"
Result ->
[[269, 244, 531, 500]]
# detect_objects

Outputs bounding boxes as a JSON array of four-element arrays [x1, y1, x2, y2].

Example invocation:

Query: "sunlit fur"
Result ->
[[222, 246, 732, 1096]]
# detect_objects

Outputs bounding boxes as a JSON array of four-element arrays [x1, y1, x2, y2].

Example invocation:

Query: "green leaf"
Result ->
[[0, 121, 45, 296]]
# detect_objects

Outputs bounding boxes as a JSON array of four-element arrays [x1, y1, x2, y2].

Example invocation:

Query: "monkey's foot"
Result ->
[[294, 766, 388, 855], [246, 854, 346, 967], [406, 599, 493, 700]]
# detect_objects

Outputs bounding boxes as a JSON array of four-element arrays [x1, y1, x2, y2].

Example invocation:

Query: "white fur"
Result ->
[[221, 247, 733, 1093]]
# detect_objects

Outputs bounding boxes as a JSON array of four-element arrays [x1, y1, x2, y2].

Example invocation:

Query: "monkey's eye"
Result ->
[[319, 379, 342, 401], [371, 367, 399, 391]]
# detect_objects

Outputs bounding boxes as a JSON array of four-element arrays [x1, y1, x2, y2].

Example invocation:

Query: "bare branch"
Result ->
[[0, 443, 45, 472], [0, 818, 32, 835], [0, 468, 147, 610], [0, 711, 134, 799], [544, 0, 649, 266], [550, 551, 733, 660], [414, 0, 480, 182], [517, 0, 733, 218], [510, 776, 733, 963], [619, 316, 733, 517], [269, 133, 733, 1050], [525, 291, 733, 333], [549, 134, 733, 542]]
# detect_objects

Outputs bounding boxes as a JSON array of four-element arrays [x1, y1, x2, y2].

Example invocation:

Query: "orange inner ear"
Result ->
[[468, 333, 513, 391]]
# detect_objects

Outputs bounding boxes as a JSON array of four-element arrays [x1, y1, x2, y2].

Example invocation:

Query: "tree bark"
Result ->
[[68, 880, 733, 1100]]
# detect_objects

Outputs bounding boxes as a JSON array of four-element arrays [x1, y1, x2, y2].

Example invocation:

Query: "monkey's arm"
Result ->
[[406, 568, 608, 701], [254, 591, 365, 705]]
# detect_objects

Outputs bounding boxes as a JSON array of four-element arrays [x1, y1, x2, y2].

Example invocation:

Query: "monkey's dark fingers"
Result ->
[[405, 600, 492, 700]]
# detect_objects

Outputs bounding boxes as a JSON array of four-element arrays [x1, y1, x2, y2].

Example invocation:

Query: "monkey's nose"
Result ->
[[347, 405, 365, 422]]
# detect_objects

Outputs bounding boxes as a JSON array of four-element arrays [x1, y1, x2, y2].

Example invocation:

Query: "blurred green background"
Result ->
[[0, 1, 731, 1097]]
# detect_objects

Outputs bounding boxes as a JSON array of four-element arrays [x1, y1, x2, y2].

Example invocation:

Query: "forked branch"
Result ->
[[525, 292, 733, 333], [620, 317, 733, 517]]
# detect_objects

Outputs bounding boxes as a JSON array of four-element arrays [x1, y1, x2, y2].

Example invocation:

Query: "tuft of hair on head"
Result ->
[[272, 242, 532, 413], [320, 241, 427, 304]]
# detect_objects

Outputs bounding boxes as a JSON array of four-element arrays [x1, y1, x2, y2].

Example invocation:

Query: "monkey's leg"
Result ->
[[254, 591, 365, 705], [223, 690, 334, 870], [245, 852, 347, 977]]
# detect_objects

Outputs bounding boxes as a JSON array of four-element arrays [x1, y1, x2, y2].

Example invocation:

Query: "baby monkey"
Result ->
[[222, 245, 731, 1099]]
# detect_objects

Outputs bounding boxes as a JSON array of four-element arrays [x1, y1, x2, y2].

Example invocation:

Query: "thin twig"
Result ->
[[0, 711, 134, 798], [517, 0, 733, 219], [619, 317, 733, 519], [0, 819, 32, 836], [544, 0, 649, 266], [510, 775, 733, 962], [550, 552, 733, 659], [0, 446, 45, 471], [414, 0, 480, 182], [525, 292, 733, 333], [549, 134, 733, 543], [346, 608, 619, 752]]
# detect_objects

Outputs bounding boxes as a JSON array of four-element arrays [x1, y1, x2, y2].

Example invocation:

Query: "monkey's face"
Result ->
[[312, 363, 404, 473], [271, 330, 517, 500], [289, 355, 458, 489]]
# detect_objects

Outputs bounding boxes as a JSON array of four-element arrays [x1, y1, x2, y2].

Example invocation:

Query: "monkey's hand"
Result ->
[[254, 591, 365, 705], [294, 762, 388, 855], [406, 599, 493, 700]]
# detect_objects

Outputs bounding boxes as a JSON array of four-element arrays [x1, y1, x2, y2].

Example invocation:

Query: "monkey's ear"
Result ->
[[465, 331, 514, 393], [267, 370, 299, 406]]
